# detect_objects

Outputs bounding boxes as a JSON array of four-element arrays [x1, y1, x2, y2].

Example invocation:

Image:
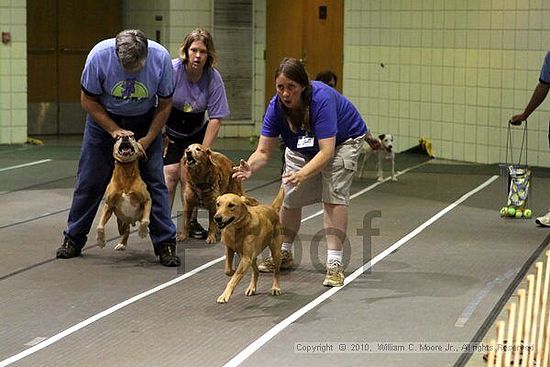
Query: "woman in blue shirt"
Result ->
[[233, 58, 380, 287]]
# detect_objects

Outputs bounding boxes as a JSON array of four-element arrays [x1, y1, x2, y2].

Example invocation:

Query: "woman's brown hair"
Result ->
[[178, 28, 217, 69], [275, 57, 312, 133]]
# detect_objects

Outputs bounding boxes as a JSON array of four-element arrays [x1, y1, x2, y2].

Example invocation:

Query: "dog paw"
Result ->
[[217, 293, 230, 303], [176, 232, 188, 242], [138, 221, 149, 238], [377, 177, 384, 182], [114, 243, 127, 251], [96, 228, 106, 248], [271, 287, 282, 296], [245, 286, 256, 296], [206, 235, 217, 244], [391, 177, 398, 181], [225, 268, 235, 276]]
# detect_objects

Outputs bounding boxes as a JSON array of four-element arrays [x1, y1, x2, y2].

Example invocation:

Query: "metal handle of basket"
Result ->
[[505, 122, 528, 166]]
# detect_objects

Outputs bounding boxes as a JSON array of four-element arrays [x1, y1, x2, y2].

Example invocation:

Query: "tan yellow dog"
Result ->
[[179, 143, 244, 244], [213, 190, 284, 303], [97, 136, 151, 251]]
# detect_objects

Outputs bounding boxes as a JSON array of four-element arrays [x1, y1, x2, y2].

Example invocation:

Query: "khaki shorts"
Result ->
[[282, 135, 365, 208]]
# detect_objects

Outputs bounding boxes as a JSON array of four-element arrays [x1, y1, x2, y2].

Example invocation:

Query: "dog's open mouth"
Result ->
[[215, 216, 234, 229], [185, 151, 197, 165], [118, 141, 136, 157]]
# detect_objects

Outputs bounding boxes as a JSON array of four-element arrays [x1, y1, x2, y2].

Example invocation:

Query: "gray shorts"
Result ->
[[282, 135, 365, 208]]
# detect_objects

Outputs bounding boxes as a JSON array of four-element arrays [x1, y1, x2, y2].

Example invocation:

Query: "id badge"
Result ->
[[297, 136, 314, 149]]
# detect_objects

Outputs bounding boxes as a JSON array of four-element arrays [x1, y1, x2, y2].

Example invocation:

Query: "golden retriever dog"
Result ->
[[213, 189, 284, 303], [179, 143, 244, 244], [97, 136, 151, 251]]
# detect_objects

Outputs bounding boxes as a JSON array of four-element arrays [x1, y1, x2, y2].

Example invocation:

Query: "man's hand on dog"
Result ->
[[110, 128, 134, 139], [366, 132, 382, 150], [233, 159, 252, 181]]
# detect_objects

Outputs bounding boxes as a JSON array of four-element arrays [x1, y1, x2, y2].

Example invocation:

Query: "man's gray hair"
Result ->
[[115, 29, 148, 71]]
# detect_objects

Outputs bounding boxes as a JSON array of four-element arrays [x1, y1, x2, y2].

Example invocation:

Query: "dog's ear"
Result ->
[[240, 195, 259, 207], [378, 134, 385, 140], [206, 147, 217, 165]]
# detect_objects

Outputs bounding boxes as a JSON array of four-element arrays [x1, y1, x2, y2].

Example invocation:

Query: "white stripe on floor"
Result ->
[[0, 159, 430, 367], [454, 268, 518, 327], [0, 258, 224, 367], [222, 175, 499, 367], [301, 162, 426, 223], [0, 159, 52, 172]]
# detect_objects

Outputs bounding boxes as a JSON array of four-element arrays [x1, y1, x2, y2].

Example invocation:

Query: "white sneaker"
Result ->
[[536, 210, 550, 227]]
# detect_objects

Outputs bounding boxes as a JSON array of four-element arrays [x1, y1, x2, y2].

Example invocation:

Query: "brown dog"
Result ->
[[96, 136, 151, 251], [213, 189, 284, 303], [179, 143, 244, 244]]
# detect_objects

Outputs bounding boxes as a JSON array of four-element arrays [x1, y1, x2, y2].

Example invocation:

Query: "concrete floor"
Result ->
[[0, 136, 549, 367]]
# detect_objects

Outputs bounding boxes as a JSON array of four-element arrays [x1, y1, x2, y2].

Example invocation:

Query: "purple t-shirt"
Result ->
[[540, 51, 550, 84], [261, 81, 368, 156], [171, 58, 230, 119], [81, 38, 174, 116]]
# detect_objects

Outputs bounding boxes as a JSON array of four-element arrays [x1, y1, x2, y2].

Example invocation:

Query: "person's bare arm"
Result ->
[[138, 97, 172, 150], [282, 137, 335, 187], [202, 118, 221, 148], [80, 91, 132, 138], [510, 82, 550, 125], [232, 135, 279, 181]]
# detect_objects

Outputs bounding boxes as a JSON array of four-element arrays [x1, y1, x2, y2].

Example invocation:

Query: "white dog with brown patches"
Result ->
[[358, 133, 397, 182]]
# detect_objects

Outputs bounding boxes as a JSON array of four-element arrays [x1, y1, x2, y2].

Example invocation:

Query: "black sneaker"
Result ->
[[157, 243, 181, 267], [56, 238, 81, 259], [189, 219, 207, 239]]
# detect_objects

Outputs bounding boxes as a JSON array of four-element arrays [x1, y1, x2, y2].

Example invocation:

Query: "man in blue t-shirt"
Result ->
[[510, 50, 550, 227], [56, 29, 180, 266]]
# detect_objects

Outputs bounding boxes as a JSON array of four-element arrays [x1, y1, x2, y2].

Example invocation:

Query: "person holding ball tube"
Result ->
[[509, 50, 550, 227]]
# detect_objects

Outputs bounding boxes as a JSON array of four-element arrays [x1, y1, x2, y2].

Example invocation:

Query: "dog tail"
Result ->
[[271, 186, 284, 213]]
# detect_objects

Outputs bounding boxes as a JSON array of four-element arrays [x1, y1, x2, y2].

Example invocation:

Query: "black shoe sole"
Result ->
[[159, 257, 181, 267], [56, 249, 81, 259]]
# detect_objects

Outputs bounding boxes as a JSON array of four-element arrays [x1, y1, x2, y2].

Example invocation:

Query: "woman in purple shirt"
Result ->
[[234, 58, 380, 287], [163, 28, 230, 239]]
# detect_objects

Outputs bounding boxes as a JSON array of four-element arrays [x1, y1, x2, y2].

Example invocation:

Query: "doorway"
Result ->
[[265, 0, 344, 107], [27, 0, 122, 135]]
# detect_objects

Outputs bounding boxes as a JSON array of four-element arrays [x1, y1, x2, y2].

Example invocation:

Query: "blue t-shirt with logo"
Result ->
[[81, 38, 174, 116], [261, 80, 368, 156]]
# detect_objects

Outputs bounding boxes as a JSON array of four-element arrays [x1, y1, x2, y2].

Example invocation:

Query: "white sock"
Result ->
[[327, 250, 343, 264], [281, 242, 293, 253]]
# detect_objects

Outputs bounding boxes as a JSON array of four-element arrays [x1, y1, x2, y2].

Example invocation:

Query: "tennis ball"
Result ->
[[515, 210, 523, 219], [524, 209, 532, 218], [508, 207, 516, 217], [500, 207, 508, 217]]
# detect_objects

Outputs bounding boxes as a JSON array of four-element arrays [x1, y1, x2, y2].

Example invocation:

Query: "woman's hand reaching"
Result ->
[[232, 159, 252, 181]]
